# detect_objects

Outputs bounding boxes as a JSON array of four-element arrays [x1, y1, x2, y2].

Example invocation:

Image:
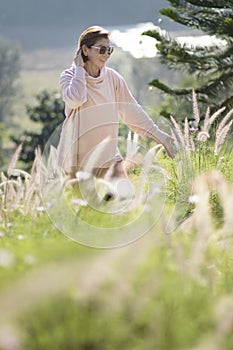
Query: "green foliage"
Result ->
[[0, 212, 90, 289], [0, 36, 21, 123], [3, 215, 231, 350], [18, 276, 214, 350], [143, 0, 233, 116], [11, 90, 65, 169]]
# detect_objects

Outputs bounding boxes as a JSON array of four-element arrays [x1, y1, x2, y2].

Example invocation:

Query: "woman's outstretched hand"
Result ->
[[163, 136, 177, 159], [74, 48, 85, 67]]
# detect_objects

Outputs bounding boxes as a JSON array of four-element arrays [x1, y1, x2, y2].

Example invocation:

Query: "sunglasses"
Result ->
[[90, 45, 114, 55]]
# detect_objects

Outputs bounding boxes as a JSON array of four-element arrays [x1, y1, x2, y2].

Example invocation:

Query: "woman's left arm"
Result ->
[[115, 72, 175, 158]]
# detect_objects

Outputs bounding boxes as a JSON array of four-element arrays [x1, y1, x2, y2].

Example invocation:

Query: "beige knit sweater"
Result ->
[[57, 63, 172, 172]]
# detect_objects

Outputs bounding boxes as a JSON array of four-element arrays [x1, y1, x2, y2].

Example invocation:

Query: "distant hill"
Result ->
[[0, 0, 183, 49]]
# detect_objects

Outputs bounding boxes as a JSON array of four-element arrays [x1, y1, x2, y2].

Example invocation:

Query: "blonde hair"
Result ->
[[78, 25, 110, 49], [77, 26, 110, 62]]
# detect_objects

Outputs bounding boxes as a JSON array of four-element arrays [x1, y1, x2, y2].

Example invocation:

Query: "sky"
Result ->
[[110, 22, 226, 58]]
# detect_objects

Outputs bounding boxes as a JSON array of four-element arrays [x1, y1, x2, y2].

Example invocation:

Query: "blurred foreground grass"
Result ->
[[0, 191, 233, 350]]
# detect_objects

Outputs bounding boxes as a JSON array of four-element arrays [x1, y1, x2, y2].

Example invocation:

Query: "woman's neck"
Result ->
[[84, 63, 100, 77]]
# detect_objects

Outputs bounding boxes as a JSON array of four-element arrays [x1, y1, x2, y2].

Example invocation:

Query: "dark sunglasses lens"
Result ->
[[99, 46, 113, 55], [108, 46, 114, 54], [99, 46, 107, 54]]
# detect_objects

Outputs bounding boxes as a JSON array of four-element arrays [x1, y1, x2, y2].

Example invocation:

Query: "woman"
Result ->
[[57, 25, 175, 179]]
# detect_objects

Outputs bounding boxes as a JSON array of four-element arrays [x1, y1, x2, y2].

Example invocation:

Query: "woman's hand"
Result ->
[[74, 48, 84, 67], [163, 135, 177, 158]]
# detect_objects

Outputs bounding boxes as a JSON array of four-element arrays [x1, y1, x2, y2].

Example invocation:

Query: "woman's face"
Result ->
[[85, 37, 112, 68]]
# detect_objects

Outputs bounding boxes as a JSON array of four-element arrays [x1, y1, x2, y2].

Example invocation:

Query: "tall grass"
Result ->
[[0, 92, 233, 349], [0, 146, 44, 227], [161, 92, 233, 229], [0, 169, 233, 350], [170, 91, 233, 179]]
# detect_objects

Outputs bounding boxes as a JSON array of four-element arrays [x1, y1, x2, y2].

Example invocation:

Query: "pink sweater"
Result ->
[[58, 64, 171, 172]]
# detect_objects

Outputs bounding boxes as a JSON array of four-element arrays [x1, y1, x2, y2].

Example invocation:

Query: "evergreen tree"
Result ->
[[143, 0, 233, 114], [12, 91, 65, 169]]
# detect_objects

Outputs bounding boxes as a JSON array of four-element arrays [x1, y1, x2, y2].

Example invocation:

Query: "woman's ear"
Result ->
[[82, 45, 88, 57]]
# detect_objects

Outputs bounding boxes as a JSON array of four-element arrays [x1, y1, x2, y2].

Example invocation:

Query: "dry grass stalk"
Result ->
[[214, 120, 233, 155], [186, 171, 233, 278], [192, 89, 200, 126], [7, 144, 22, 178], [205, 106, 226, 132], [170, 91, 232, 156], [170, 115, 186, 149], [216, 108, 233, 137], [203, 106, 210, 131], [0, 147, 44, 224], [184, 117, 191, 153]]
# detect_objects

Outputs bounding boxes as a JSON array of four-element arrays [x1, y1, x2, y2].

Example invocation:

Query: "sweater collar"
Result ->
[[85, 65, 106, 85]]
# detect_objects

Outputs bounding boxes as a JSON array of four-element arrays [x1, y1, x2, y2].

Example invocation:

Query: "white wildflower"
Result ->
[[75, 171, 92, 181], [70, 198, 88, 206], [36, 206, 45, 212], [0, 249, 15, 267], [188, 194, 200, 204]]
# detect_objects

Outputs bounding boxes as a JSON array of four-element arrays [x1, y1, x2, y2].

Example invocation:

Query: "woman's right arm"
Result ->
[[59, 64, 87, 110]]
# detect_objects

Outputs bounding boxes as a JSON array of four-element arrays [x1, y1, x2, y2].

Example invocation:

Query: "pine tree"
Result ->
[[143, 0, 233, 114]]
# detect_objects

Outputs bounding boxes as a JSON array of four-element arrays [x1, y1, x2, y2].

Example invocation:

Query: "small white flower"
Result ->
[[71, 198, 88, 206], [75, 171, 91, 181], [0, 232, 4, 238], [17, 234, 25, 240], [188, 194, 199, 204], [37, 206, 45, 212], [0, 249, 15, 267]]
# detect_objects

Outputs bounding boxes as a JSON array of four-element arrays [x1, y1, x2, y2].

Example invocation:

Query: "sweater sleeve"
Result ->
[[59, 64, 87, 110], [115, 72, 171, 146]]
